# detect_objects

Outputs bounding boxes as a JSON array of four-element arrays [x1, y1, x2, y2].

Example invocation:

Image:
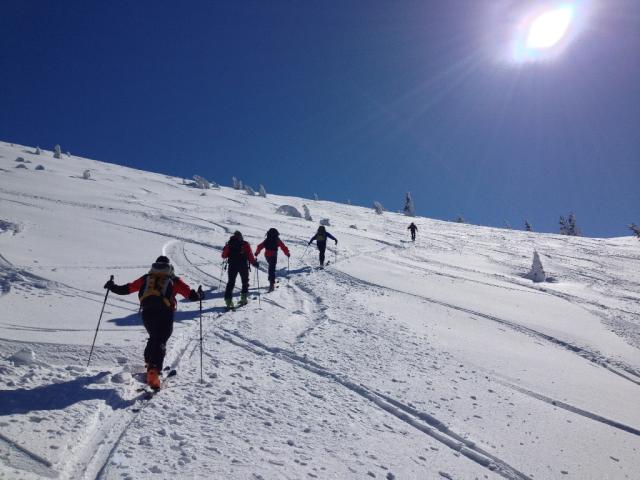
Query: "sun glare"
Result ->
[[526, 7, 574, 49]]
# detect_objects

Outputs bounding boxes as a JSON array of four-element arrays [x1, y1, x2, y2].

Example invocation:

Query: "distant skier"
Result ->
[[222, 231, 258, 309], [104, 256, 200, 389], [408, 222, 418, 242], [308, 225, 337, 267], [255, 228, 290, 292]]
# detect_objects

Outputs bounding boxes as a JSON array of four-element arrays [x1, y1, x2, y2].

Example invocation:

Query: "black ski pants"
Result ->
[[410, 230, 416, 241], [225, 262, 249, 299], [141, 308, 174, 371], [317, 241, 327, 265], [266, 254, 278, 283]]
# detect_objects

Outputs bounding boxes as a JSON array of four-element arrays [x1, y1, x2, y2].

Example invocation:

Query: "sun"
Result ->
[[526, 6, 574, 50]]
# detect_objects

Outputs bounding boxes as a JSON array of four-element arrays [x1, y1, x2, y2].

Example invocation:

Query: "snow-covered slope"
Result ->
[[0, 140, 638, 480]]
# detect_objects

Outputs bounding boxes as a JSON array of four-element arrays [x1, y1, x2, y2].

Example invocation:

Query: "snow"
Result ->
[[0, 139, 639, 479]]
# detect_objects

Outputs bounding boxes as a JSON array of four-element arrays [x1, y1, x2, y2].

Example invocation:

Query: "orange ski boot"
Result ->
[[146, 367, 161, 390]]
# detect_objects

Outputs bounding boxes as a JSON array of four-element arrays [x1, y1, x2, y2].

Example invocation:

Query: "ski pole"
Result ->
[[255, 267, 261, 306], [287, 255, 290, 274], [87, 275, 113, 367], [198, 285, 204, 384], [217, 260, 226, 291], [301, 244, 309, 261]]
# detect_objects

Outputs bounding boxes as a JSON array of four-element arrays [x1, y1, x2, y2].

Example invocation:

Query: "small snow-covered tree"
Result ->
[[232, 177, 240, 189], [320, 218, 331, 226], [303, 204, 313, 221], [313, 193, 319, 201], [35, 146, 41, 155], [53, 145, 62, 159], [82, 169, 91, 180], [527, 250, 546, 283], [628, 223, 640, 239], [244, 185, 255, 196], [504, 219, 512, 229], [525, 220, 533, 232], [238, 179, 244, 190], [193, 175, 210, 189], [276, 205, 302, 218], [35, 164, 45, 171], [259, 184, 267, 197], [559, 213, 581, 236], [455, 215, 466, 223], [373, 201, 384, 215], [347, 199, 351, 205], [403, 192, 415, 217]]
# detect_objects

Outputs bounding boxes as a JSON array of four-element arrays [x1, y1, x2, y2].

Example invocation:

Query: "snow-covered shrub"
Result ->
[[455, 215, 466, 223], [347, 199, 351, 205], [15, 156, 28, 163], [559, 213, 580, 236], [232, 177, 240, 189], [526, 250, 546, 283], [313, 193, 319, 201], [193, 175, 211, 189], [373, 201, 384, 215], [82, 169, 91, 180], [238, 179, 244, 190], [53, 145, 62, 159], [276, 205, 302, 218], [35, 164, 45, 171], [525, 220, 533, 232], [200, 192, 207, 196], [628, 223, 640, 240], [349, 224, 358, 229], [403, 192, 415, 217], [303, 204, 313, 221], [320, 218, 331, 226], [259, 184, 267, 197], [244, 185, 255, 196], [15, 164, 28, 169], [66, 151, 71, 157], [35, 146, 41, 155]]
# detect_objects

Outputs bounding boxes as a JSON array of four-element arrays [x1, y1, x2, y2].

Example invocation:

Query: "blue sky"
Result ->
[[1, 1, 638, 237]]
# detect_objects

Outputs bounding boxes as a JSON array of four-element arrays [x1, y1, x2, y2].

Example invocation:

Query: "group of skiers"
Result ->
[[103, 225, 341, 389]]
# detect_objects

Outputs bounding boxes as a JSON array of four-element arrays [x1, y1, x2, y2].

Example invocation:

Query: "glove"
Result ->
[[188, 289, 199, 301], [286, 253, 290, 257], [254, 251, 259, 257], [253, 261, 259, 268], [104, 279, 115, 290], [198, 286, 205, 300], [334, 239, 338, 245]]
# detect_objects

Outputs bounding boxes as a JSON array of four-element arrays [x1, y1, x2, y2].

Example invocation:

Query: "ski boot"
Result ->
[[268, 281, 275, 293], [146, 367, 161, 390], [224, 297, 235, 311], [238, 293, 248, 306]]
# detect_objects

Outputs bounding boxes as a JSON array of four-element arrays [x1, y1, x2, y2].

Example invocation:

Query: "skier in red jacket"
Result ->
[[255, 228, 290, 292], [104, 256, 200, 389], [222, 231, 258, 309]]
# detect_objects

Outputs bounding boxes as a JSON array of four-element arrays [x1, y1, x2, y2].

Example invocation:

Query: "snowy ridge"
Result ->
[[0, 140, 639, 479]]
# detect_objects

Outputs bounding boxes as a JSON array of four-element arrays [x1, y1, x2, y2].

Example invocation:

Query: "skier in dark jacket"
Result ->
[[104, 256, 200, 389], [308, 225, 337, 267], [222, 231, 258, 309], [408, 222, 418, 242], [255, 228, 290, 292]]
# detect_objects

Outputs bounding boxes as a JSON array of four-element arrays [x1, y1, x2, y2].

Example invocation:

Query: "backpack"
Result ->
[[316, 232, 326, 242], [139, 272, 173, 310], [264, 228, 279, 251], [226, 237, 246, 262]]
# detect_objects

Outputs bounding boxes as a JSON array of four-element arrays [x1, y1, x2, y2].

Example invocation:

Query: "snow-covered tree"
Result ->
[[232, 177, 240, 189], [259, 184, 267, 197], [193, 175, 211, 189], [238, 179, 244, 190], [527, 250, 546, 283], [35, 164, 45, 171], [559, 213, 581, 236], [403, 192, 415, 217], [628, 223, 640, 239], [313, 193, 319, 201], [35, 147, 41, 155], [347, 199, 351, 205], [276, 205, 302, 218], [373, 201, 384, 215], [303, 204, 313, 221], [525, 220, 533, 232], [244, 185, 255, 196], [320, 218, 331, 226], [53, 145, 62, 159], [455, 215, 466, 223], [82, 169, 91, 180], [504, 220, 512, 229]]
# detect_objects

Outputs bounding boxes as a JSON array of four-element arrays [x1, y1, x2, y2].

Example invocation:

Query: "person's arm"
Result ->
[[174, 277, 199, 301], [326, 232, 338, 244], [221, 244, 229, 259], [279, 240, 290, 257], [255, 241, 265, 257], [308, 234, 317, 245], [106, 276, 144, 295], [244, 243, 258, 265]]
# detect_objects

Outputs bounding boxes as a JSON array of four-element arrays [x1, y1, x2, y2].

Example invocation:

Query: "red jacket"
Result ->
[[255, 239, 289, 258], [127, 275, 192, 311], [222, 240, 257, 264]]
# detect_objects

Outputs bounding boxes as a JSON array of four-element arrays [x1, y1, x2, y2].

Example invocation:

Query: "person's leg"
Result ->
[[318, 242, 326, 265], [238, 265, 250, 304], [225, 264, 238, 300], [142, 309, 173, 371], [267, 255, 277, 284]]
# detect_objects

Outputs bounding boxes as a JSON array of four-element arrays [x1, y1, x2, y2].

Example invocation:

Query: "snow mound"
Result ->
[[8, 348, 37, 366], [276, 205, 302, 218]]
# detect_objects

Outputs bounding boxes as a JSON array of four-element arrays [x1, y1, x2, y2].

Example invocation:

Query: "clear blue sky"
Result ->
[[1, 1, 638, 237]]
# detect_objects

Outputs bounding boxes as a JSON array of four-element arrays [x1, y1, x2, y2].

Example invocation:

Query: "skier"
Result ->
[[255, 228, 290, 292], [222, 231, 258, 310], [104, 256, 200, 389], [408, 222, 418, 242], [308, 225, 337, 267]]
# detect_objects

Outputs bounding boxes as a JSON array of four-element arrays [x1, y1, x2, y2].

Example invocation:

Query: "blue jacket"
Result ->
[[309, 231, 337, 245]]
